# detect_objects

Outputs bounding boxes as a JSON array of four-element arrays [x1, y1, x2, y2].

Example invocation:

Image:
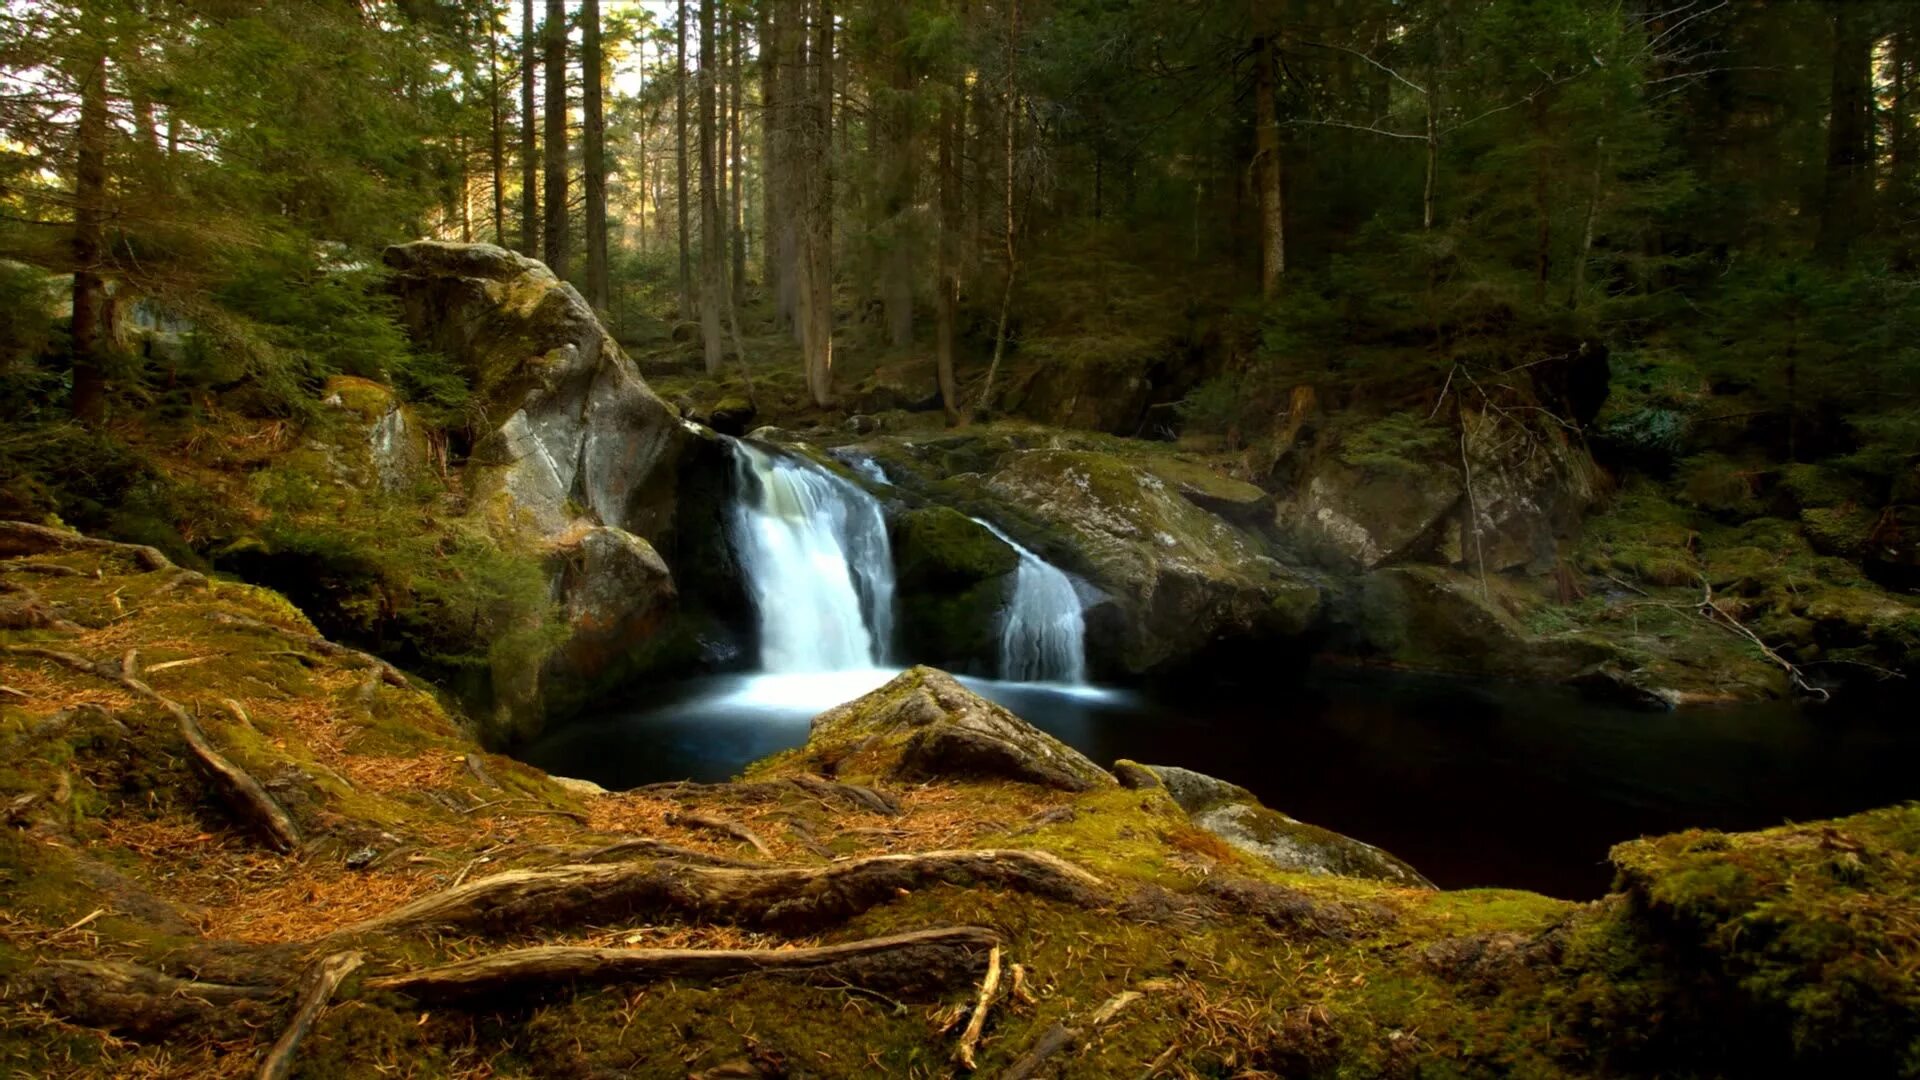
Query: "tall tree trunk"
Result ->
[[700, 0, 726, 374], [542, 0, 569, 276], [520, 0, 539, 257], [1569, 137, 1604, 310], [1532, 93, 1551, 308], [583, 0, 609, 311], [730, 5, 748, 309], [1254, 33, 1283, 298], [1816, 4, 1872, 263], [759, 0, 782, 314], [490, 8, 507, 247], [459, 132, 473, 242], [799, 0, 836, 407], [70, 48, 111, 426], [976, 0, 1020, 413], [676, 0, 693, 316], [936, 52, 964, 426], [1892, 26, 1914, 270], [882, 24, 918, 349]]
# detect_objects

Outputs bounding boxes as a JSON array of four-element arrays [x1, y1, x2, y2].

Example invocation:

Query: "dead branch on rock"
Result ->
[[333, 848, 1102, 942], [366, 926, 1000, 1004], [255, 950, 363, 1080], [1698, 581, 1830, 702], [955, 944, 1003, 1069], [206, 611, 409, 687], [668, 810, 775, 858], [998, 989, 1148, 1080], [24, 959, 277, 1040], [0, 521, 172, 572]]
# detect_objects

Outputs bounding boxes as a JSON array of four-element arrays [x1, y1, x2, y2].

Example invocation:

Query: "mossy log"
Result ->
[[335, 849, 1103, 940], [366, 926, 1000, 1004]]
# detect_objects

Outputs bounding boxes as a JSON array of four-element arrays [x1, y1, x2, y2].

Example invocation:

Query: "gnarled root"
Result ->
[[367, 926, 999, 1005], [336, 848, 1103, 941], [255, 951, 363, 1080], [21, 959, 277, 1040], [0, 521, 172, 572]]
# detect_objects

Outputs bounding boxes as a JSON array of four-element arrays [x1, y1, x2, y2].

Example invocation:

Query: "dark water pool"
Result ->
[[522, 667, 1920, 899]]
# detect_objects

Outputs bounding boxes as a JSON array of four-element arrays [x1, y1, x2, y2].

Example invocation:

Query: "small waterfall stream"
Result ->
[[974, 520, 1088, 685], [729, 440, 894, 672]]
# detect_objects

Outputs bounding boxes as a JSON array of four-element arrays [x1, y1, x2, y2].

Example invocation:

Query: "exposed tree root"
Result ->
[[0, 644, 302, 852], [206, 611, 409, 687], [255, 951, 363, 1080], [333, 849, 1102, 941], [999, 989, 1147, 1080], [543, 836, 764, 868], [639, 774, 903, 816], [667, 810, 775, 858], [0, 521, 172, 572], [366, 926, 1000, 1004], [21, 959, 277, 1040]]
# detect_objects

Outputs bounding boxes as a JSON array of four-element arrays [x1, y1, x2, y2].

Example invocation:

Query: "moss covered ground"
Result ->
[[1, 537, 1915, 1078]]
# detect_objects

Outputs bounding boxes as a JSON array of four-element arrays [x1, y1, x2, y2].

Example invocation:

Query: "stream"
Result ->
[[524, 440, 1920, 900]]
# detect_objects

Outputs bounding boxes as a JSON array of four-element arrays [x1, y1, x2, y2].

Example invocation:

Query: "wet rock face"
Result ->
[[979, 449, 1320, 674], [1139, 763, 1434, 889], [804, 667, 1114, 791]]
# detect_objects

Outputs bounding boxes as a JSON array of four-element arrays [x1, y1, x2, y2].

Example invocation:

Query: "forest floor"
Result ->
[[2, 524, 1917, 1078]]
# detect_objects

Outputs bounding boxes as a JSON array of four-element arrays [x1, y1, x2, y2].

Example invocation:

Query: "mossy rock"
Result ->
[[888, 503, 1019, 671], [891, 506, 1019, 591]]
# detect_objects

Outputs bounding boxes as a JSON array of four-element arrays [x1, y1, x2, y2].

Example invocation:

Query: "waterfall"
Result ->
[[973, 520, 1087, 685], [728, 440, 895, 672]]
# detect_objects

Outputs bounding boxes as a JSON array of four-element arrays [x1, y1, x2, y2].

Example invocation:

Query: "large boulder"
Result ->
[[800, 667, 1114, 791], [890, 507, 1020, 673], [1118, 761, 1433, 888], [977, 449, 1320, 673], [383, 241, 696, 543], [383, 241, 717, 742]]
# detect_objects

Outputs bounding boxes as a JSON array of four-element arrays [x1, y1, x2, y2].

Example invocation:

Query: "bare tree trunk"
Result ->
[[730, 5, 748, 309], [458, 132, 473, 242], [489, 9, 507, 247], [1817, 4, 1872, 264], [759, 0, 782, 315], [1254, 33, 1283, 298], [775, 0, 806, 338], [976, 0, 1020, 414], [1532, 94, 1551, 308], [70, 48, 111, 426], [676, 0, 693, 316], [583, 0, 608, 311], [799, 0, 836, 407], [936, 53, 964, 425], [882, 29, 918, 348], [1569, 137, 1603, 310], [520, 0, 538, 257], [542, 0, 568, 276], [700, 0, 726, 374]]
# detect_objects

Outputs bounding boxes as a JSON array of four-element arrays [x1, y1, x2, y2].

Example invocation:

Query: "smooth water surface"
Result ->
[[523, 668, 1920, 899]]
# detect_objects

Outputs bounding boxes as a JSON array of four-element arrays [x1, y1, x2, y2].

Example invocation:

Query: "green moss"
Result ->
[[1340, 411, 1453, 477]]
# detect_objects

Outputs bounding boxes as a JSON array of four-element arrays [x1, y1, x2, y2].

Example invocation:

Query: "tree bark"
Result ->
[[1816, 4, 1872, 263], [69, 47, 111, 426], [799, 0, 836, 407], [976, 0, 1020, 413], [1254, 33, 1284, 298], [541, 0, 569, 277], [730, 5, 749, 309], [759, 0, 782, 310], [520, 0, 539, 257], [936, 51, 964, 425], [583, 0, 608, 311], [882, 9, 919, 348], [489, 9, 507, 247], [700, 0, 726, 374], [676, 0, 693, 316]]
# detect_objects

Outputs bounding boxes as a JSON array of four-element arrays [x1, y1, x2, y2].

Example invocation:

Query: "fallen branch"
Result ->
[[332, 848, 1102, 942], [1697, 581, 1830, 702], [668, 811, 775, 858], [255, 950, 363, 1080], [367, 926, 999, 1004], [999, 989, 1148, 1080], [0, 521, 172, 572], [954, 945, 1003, 1070]]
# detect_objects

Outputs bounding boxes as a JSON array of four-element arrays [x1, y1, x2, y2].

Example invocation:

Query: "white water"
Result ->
[[729, 440, 895, 672], [974, 519, 1088, 685]]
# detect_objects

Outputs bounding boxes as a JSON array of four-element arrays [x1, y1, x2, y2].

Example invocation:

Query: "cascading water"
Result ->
[[973, 520, 1088, 685], [728, 440, 895, 673]]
